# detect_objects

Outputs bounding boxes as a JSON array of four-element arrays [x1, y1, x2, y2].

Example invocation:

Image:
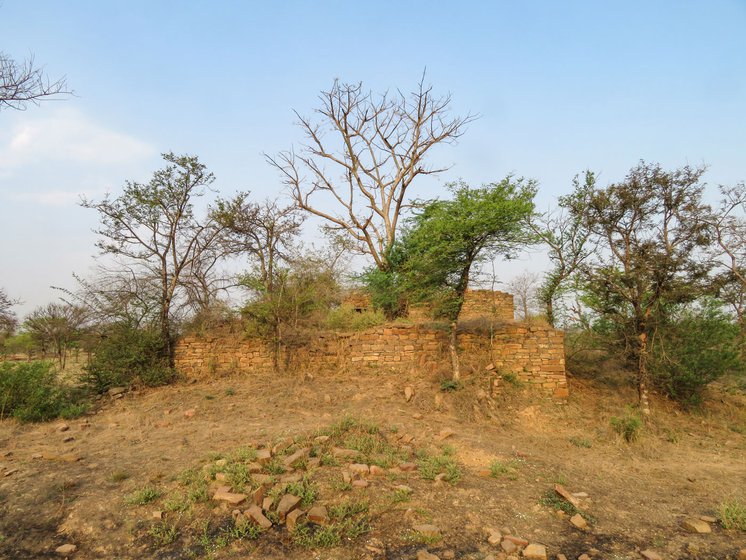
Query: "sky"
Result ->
[[1, 0, 745, 316]]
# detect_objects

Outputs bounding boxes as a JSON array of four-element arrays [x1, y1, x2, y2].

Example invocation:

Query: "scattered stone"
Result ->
[[251, 485, 265, 506], [401, 434, 415, 444], [31, 453, 43, 460], [262, 496, 273, 511], [640, 550, 662, 560], [436, 427, 456, 441], [484, 527, 502, 545], [485, 362, 496, 371], [434, 473, 447, 484], [4, 468, 18, 477], [417, 550, 440, 560], [277, 494, 302, 522], [395, 484, 413, 493], [503, 535, 529, 548], [352, 479, 369, 488], [253, 474, 273, 485], [570, 513, 588, 530], [272, 437, 294, 455], [349, 463, 370, 476], [554, 484, 581, 508], [324, 394, 331, 403], [737, 549, 746, 560], [152, 511, 163, 520], [442, 551, 455, 560], [699, 515, 717, 523], [183, 409, 196, 418], [286, 508, 305, 531], [413, 412, 423, 420], [255, 449, 272, 464], [400, 462, 417, 471], [557, 555, 568, 560], [108, 387, 126, 397], [522, 543, 547, 559], [681, 517, 711, 534], [413, 524, 440, 538], [214, 472, 227, 482], [405, 386, 414, 402], [501, 540, 518, 554], [332, 447, 359, 459], [280, 473, 302, 483], [342, 470, 352, 484], [307, 504, 329, 525], [55, 543, 77, 555], [478, 469, 491, 477], [369, 465, 385, 476], [572, 492, 589, 498], [244, 505, 272, 529], [578, 555, 591, 560], [214, 458, 228, 467], [58, 424, 70, 433], [212, 489, 247, 505], [246, 462, 263, 473], [314, 435, 330, 444], [307, 457, 321, 469]]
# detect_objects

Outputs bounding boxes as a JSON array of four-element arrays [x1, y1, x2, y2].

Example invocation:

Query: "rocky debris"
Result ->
[[501, 539, 518, 554], [681, 517, 711, 533], [55, 543, 77, 555], [307, 457, 321, 469], [412, 524, 440, 538], [280, 473, 302, 484], [246, 462, 263, 473], [483, 527, 502, 545], [277, 494, 302, 522], [365, 537, 385, 555], [212, 489, 247, 505], [352, 479, 369, 488], [314, 435, 330, 444], [108, 387, 126, 397], [503, 535, 529, 548], [417, 550, 440, 560], [255, 449, 272, 464], [3, 468, 18, 477], [413, 413, 423, 420], [307, 504, 329, 525], [578, 555, 591, 560], [738, 549, 746, 560], [441, 551, 455, 559], [554, 484, 581, 509], [332, 447, 359, 459], [570, 513, 588, 529], [244, 505, 272, 529], [272, 437, 294, 455], [400, 434, 415, 444], [152, 511, 163, 520], [556, 555, 568, 560], [250, 485, 265, 506], [400, 462, 417, 471], [522, 543, 547, 559], [436, 427, 456, 441], [349, 463, 370, 476], [214, 472, 228, 482], [699, 515, 717, 523], [640, 550, 662, 560], [286, 508, 305, 531], [369, 465, 385, 476], [405, 386, 414, 402], [31, 453, 43, 460], [58, 424, 70, 433], [183, 408, 196, 418]]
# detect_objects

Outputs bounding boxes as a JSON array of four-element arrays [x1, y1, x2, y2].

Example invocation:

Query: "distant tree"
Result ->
[[268, 75, 475, 295], [0, 288, 18, 334], [531, 172, 594, 327], [24, 302, 88, 369], [573, 162, 713, 415], [507, 271, 542, 322], [1, 52, 70, 111], [81, 153, 224, 365], [400, 179, 537, 380], [211, 195, 306, 370]]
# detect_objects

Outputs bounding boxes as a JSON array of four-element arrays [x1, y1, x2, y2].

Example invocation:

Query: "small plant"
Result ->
[[439, 379, 462, 392], [539, 489, 580, 516], [501, 372, 523, 387], [265, 458, 287, 475], [390, 487, 412, 503], [124, 486, 162, 506], [148, 522, 179, 546], [402, 529, 441, 545], [225, 387, 236, 396], [610, 410, 643, 442], [568, 436, 592, 448], [293, 523, 341, 548], [163, 494, 190, 513], [109, 470, 130, 483], [222, 517, 262, 541], [329, 499, 369, 520], [274, 477, 318, 508], [489, 460, 519, 480], [718, 499, 746, 531], [230, 446, 258, 462], [418, 450, 461, 484]]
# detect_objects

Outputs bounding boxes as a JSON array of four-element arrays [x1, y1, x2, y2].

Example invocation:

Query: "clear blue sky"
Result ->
[[1, 0, 745, 315]]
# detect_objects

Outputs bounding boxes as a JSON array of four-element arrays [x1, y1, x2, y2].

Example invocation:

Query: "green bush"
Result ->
[[651, 301, 741, 407], [84, 323, 174, 393], [610, 409, 643, 442], [324, 305, 386, 331], [0, 361, 88, 422]]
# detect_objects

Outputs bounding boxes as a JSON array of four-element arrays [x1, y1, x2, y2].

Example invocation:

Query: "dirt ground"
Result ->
[[0, 367, 744, 560]]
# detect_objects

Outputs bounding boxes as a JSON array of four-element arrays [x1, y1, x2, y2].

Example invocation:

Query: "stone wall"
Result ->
[[174, 322, 568, 398], [459, 290, 515, 321]]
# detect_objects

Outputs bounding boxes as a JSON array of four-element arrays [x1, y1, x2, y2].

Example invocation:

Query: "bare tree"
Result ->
[[24, 302, 88, 369], [1, 52, 70, 111], [81, 153, 224, 365], [507, 271, 541, 322], [267, 76, 475, 273]]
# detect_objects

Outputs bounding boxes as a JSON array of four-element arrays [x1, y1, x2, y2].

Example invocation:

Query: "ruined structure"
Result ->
[[174, 290, 568, 397]]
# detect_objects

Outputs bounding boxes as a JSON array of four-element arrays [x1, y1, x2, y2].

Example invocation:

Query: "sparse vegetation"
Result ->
[[148, 522, 179, 546], [610, 410, 643, 442], [718, 499, 746, 531], [417, 448, 462, 484], [124, 486, 162, 506], [489, 459, 520, 480]]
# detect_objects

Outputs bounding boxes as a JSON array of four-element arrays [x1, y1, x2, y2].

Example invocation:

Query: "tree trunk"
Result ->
[[160, 307, 173, 368], [637, 331, 651, 416], [448, 321, 460, 381], [545, 296, 555, 328]]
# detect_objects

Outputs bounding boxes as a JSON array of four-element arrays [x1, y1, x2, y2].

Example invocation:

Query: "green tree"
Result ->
[[81, 153, 224, 365], [24, 302, 88, 369], [572, 162, 713, 415], [400, 179, 537, 380]]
